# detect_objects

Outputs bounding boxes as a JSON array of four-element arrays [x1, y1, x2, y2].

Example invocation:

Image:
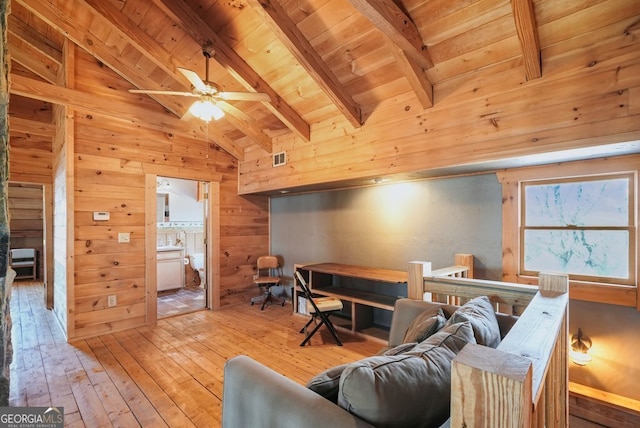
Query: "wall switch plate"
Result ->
[[118, 232, 130, 243], [253, 274, 259, 280], [108, 295, 117, 307]]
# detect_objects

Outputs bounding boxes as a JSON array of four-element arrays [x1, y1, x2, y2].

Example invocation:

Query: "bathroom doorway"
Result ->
[[156, 176, 208, 318]]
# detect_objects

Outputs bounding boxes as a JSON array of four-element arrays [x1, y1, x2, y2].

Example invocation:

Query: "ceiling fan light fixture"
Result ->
[[190, 99, 224, 122]]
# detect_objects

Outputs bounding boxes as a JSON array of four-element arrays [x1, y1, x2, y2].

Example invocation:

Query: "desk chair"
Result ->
[[10, 248, 36, 280], [294, 271, 343, 346], [250, 255, 285, 310]]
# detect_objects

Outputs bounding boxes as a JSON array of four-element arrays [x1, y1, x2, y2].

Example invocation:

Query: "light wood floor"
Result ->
[[9, 282, 380, 427]]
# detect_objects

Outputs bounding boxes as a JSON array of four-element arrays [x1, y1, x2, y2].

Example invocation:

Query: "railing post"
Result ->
[[538, 272, 569, 428], [451, 344, 533, 427], [454, 253, 474, 278], [407, 261, 426, 300]]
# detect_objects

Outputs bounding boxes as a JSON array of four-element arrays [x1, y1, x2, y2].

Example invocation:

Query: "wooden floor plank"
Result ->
[[73, 340, 141, 427], [84, 336, 169, 428], [98, 334, 196, 428], [8, 282, 380, 426], [8, 281, 617, 426]]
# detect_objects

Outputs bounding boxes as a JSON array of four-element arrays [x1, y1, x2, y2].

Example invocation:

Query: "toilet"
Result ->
[[189, 253, 206, 288]]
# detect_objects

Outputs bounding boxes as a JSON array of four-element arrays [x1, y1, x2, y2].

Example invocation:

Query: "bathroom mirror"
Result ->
[[156, 193, 169, 222]]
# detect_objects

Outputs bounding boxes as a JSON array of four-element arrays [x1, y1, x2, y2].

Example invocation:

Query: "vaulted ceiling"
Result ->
[[5, 0, 636, 161]]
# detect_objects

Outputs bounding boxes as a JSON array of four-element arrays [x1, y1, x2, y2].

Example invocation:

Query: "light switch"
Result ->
[[118, 232, 130, 243]]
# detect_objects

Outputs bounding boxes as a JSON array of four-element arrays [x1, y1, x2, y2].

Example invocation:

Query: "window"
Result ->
[[520, 173, 635, 285]]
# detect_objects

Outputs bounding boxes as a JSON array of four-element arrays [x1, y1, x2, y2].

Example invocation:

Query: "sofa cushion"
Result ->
[[382, 342, 417, 356], [402, 307, 447, 344], [306, 363, 349, 403], [408, 321, 475, 356], [444, 295, 501, 348], [337, 322, 475, 427]]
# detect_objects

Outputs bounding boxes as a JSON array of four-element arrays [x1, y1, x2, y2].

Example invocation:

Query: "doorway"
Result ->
[[7, 182, 47, 292], [156, 176, 208, 318]]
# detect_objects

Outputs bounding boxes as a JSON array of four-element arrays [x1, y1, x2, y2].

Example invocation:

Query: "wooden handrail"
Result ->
[[407, 262, 569, 428], [431, 265, 469, 277]]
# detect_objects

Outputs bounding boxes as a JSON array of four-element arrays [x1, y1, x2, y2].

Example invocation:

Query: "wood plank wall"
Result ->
[[67, 50, 268, 339], [51, 102, 70, 334], [238, 2, 640, 194], [8, 48, 269, 340], [8, 80, 55, 308], [8, 94, 53, 185]]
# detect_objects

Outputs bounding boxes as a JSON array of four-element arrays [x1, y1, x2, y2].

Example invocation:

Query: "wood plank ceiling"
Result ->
[[3, 0, 615, 161]]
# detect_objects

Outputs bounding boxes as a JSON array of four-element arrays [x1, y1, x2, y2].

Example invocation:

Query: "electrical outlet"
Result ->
[[118, 232, 130, 243], [253, 274, 259, 280], [108, 295, 117, 307]]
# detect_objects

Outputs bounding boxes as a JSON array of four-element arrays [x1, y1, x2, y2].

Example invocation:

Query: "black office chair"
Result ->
[[295, 270, 343, 346]]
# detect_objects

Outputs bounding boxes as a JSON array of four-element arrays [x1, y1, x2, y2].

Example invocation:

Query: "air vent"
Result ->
[[273, 151, 286, 167]]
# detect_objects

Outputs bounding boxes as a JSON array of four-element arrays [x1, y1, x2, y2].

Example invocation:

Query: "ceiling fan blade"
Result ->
[[217, 101, 254, 123], [218, 91, 271, 102], [178, 67, 208, 92], [129, 89, 199, 97]]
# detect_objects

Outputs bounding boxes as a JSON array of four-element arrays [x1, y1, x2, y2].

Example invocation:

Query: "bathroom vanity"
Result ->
[[157, 246, 185, 291]]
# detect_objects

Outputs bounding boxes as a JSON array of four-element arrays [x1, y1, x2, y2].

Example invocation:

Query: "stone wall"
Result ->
[[0, 0, 11, 407]]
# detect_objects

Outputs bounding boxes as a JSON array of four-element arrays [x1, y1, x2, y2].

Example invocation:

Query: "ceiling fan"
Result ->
[[129, 44, 271, 122]]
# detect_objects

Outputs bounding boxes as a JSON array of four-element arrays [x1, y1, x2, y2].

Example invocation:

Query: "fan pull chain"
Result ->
[[205, 122, 209, 159]]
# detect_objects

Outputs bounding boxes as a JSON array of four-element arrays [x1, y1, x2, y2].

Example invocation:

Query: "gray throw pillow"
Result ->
[[402, 307, 447, 344], [444, 295, 501, 348], [337, 322, 475, 428], [306, 363, 349, 403]]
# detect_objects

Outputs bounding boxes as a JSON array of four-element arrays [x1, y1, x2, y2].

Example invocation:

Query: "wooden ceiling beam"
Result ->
[[16, 0, 187, 118], [82, 0, 182, 85], [247, 0, 362, 128], [82, 0, 272, 153], [7, 37, 58, 84], [386, 40, 433, 109], [216, 105, 272, 153], [511, 0, 542, 80], [10, 74, 245, 160], [8, 14, 62, 65], [154, 0, 311, 143], [346, 0, 433, 70]]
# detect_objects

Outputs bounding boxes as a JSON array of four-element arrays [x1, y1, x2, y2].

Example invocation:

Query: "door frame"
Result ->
[[7, 181, 52, 308], [144, 174, 220, 325]]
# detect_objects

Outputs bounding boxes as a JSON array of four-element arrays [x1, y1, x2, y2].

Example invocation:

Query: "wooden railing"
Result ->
[[408, 262, 569, 428]]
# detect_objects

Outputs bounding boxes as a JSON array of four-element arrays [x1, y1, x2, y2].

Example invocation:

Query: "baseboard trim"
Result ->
[[569, 382, 640, 428]]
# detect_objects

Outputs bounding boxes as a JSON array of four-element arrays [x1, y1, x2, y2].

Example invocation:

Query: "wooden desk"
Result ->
[[293, 263, 408, 342]]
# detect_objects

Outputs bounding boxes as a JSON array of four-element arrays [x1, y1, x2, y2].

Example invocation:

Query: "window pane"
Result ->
[[525, 178, 629, 227], [524, 229, 629, 279]]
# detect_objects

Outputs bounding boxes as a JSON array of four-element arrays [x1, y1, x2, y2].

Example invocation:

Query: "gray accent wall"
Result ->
[[270, 171, 640, 403], [270, 174, 640, 400], [271, 174, 503, 285]]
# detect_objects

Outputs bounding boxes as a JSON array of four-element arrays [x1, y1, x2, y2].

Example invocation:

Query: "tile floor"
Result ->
[[157, 285, 206, 318]]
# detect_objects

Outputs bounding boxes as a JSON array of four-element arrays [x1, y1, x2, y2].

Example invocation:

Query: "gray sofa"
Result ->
[[222, 298, 517, 428]]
